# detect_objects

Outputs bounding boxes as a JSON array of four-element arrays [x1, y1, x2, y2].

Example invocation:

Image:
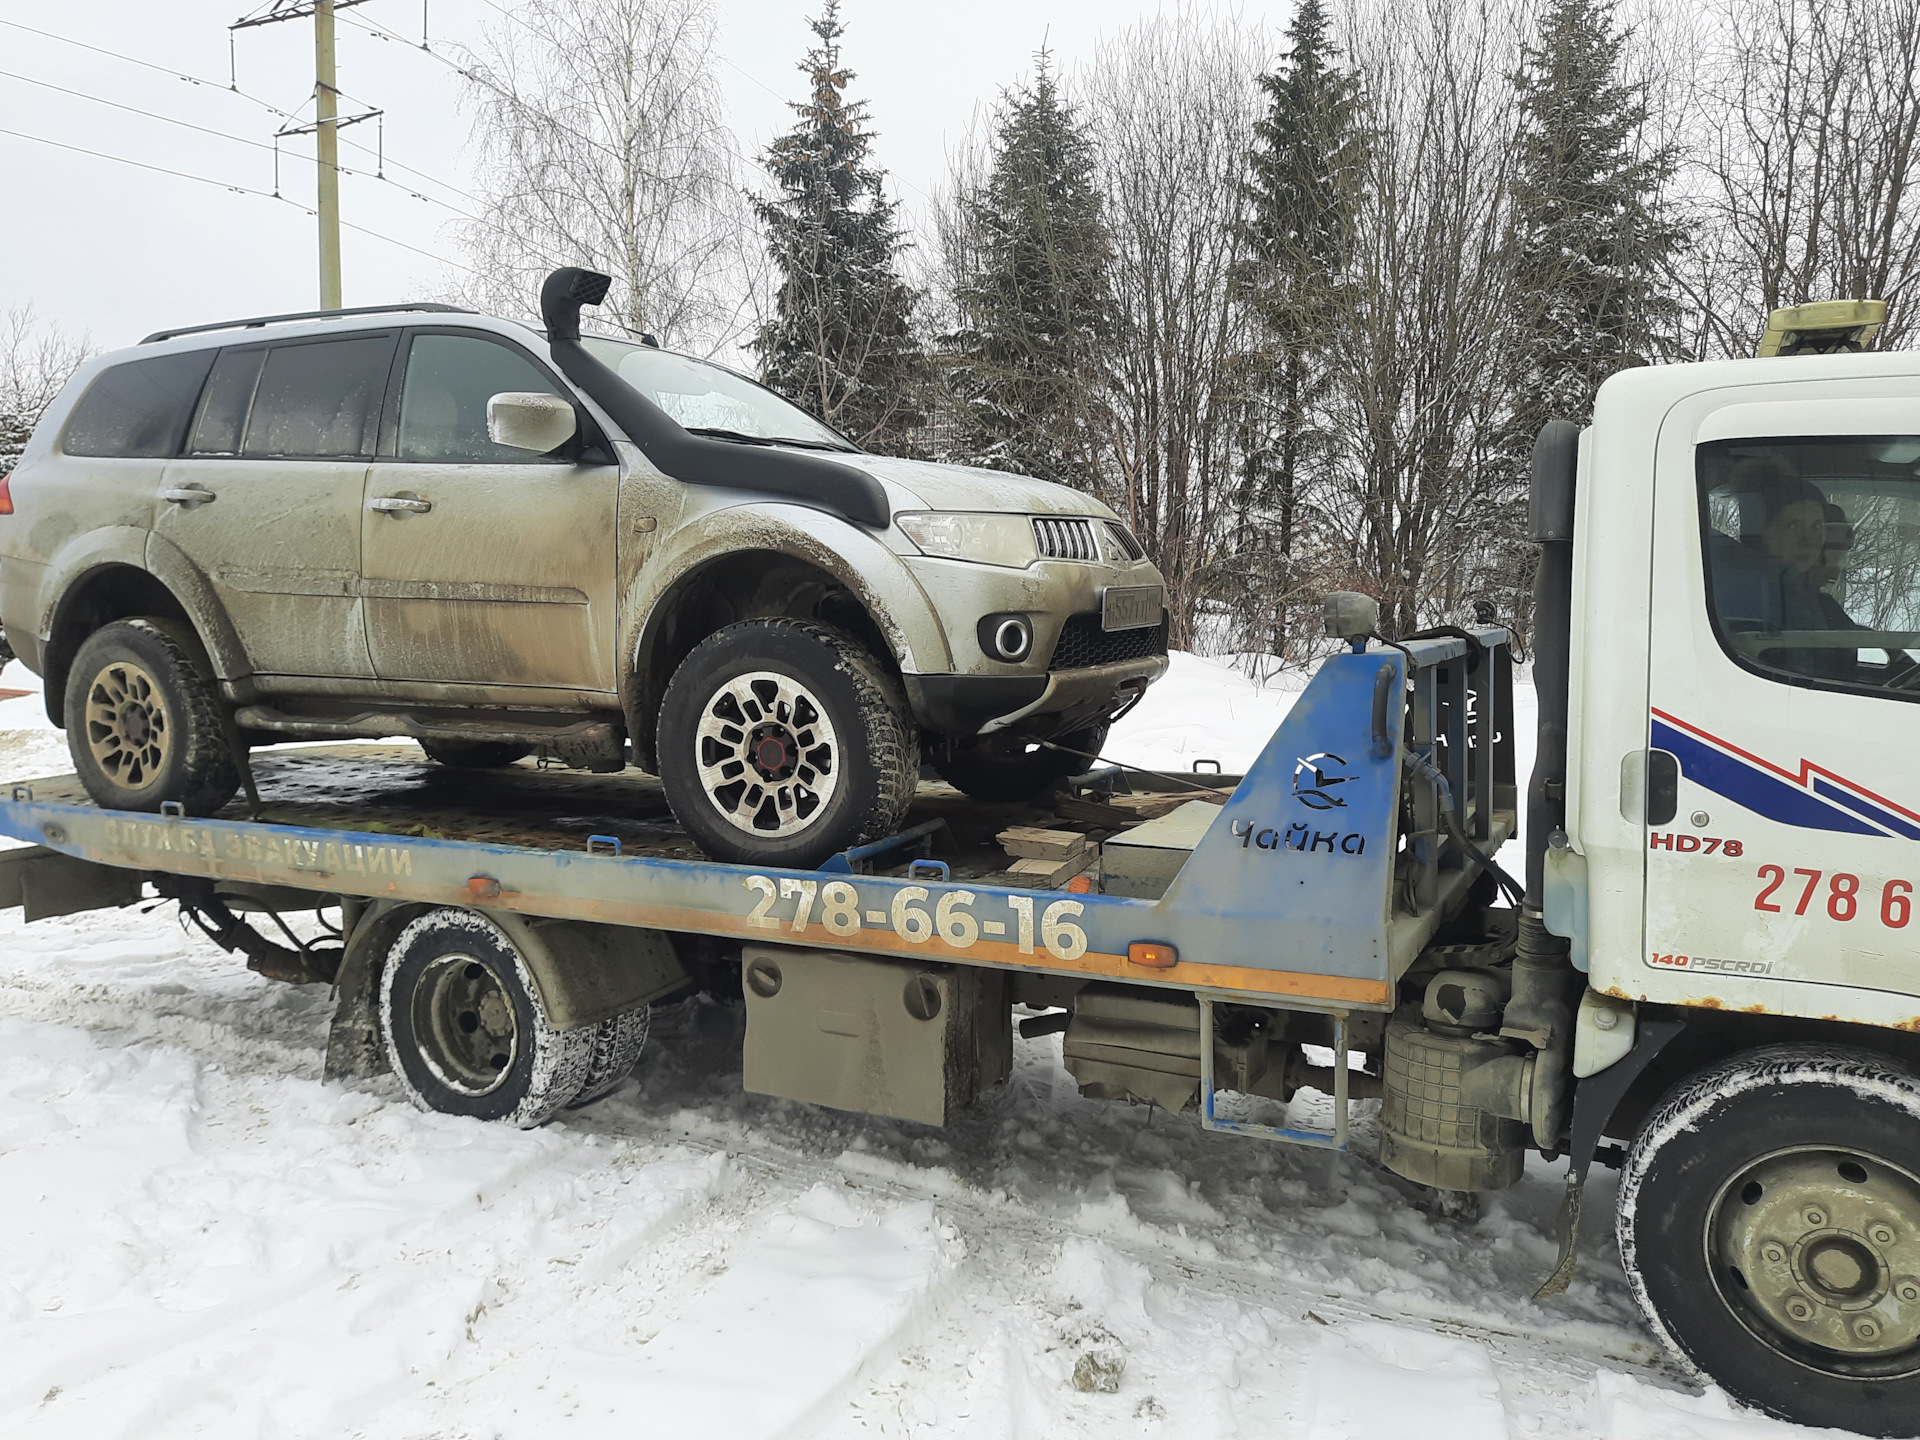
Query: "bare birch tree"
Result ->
[[1081, 10, 1271, 649], [1677, 0, 1920, 355], [1321, 0, 1527, 637], [0, 306, 92, 470], [451, 0, 759, 353]]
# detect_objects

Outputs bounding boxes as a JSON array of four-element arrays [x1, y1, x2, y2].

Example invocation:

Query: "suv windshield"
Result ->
[[580, 338, 855, 452]]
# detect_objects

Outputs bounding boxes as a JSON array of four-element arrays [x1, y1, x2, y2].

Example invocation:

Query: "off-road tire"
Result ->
[[1618, 1044, 1920, 1436], [567, 1005, 651, 1109], [657, 619, 916, 868], [65, 618, 240, 815], [930, 722, 1109, 803], [379, 908, 595, 1127], [418, 739, 533, 769]]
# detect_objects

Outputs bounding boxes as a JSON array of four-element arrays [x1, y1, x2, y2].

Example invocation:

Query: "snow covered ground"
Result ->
[[0, 655, 1831, 1439]]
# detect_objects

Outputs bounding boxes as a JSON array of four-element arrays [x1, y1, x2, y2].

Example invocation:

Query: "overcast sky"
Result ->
[[0, 0, 1291, 353]]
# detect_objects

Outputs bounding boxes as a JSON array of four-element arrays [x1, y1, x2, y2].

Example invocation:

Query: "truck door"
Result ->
[[360, 330, 618, 694], [1645, 398, 1920, 1007], [154, 333, 393, 679]]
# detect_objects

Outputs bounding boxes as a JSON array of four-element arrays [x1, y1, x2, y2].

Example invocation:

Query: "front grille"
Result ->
[[1102, 521, 1145, 561], [1047, 613, 1169, 671], [1032, 516, 1099, 561]]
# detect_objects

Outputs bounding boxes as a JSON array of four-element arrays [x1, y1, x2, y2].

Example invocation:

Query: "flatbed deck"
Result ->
[[7, 744, 1082, 876]]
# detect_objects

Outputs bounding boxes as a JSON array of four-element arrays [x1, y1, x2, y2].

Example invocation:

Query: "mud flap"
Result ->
[[0, 845, 145, 921], [1535, 1015, 1687, 1298]]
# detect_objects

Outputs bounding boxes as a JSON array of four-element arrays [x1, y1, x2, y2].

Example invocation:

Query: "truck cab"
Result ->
[[1568, 352, 1919, 1032]]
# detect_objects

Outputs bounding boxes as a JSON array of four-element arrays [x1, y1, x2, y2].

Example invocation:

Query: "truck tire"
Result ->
[[379, 909, 595, 1127], [65, 618, 240, 815], [657, 619, 916, 868], [930, 723, 1109, 803], [1618, 1044, 1920, 1436], [418, 739, 533, 769], [567, 1005, 651, 1109]]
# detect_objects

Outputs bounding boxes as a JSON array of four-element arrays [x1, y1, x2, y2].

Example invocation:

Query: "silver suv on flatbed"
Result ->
[[0, 268, 1167, 865]]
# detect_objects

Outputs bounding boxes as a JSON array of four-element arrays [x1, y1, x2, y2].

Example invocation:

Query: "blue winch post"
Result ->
[[1196, 995, 1350, 1152]]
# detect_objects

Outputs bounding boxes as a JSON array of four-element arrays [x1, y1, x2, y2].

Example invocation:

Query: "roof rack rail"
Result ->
[[140, 302, 475, 345]]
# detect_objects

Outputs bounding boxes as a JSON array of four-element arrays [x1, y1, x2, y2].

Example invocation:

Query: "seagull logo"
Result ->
[[1293, 752, 1353, 810]]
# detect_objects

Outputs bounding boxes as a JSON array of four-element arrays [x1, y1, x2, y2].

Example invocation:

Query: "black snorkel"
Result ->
[[539, 267, 890, 529]]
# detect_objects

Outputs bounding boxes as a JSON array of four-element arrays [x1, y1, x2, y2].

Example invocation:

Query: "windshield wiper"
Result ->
[[683, 426, 854, 453]]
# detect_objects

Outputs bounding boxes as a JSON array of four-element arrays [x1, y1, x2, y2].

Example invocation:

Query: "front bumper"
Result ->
[[905, 652, 1170, 738]]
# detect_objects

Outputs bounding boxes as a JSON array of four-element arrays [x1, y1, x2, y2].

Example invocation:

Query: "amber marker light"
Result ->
[[1128, 941, 1177, 968], [0, 473, 13, 515]]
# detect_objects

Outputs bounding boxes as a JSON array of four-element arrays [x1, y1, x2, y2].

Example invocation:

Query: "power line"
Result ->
[[0, 124, 471, 273], [0, 67, 278, 155], [0, 67, 482, 230], [0, 15, 477, 208]]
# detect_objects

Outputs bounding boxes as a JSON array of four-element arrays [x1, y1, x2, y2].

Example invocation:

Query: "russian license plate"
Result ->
[[1102, 585, 1163, 632]]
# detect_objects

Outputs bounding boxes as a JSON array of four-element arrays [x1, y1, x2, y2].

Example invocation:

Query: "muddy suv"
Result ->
[[0, 268, 1166, 866]]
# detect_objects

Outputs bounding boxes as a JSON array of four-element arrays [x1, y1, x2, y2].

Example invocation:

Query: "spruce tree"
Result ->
[[944, 53, 1111, 488], [1227, 0, 1361, 656], [753, 1, 926, 450], [1508, 0, 1678, 432]]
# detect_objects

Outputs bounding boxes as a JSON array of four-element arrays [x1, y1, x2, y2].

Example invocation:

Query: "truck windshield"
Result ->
[[1699, 436, 1920, 701], [579, 338, 857, 453]]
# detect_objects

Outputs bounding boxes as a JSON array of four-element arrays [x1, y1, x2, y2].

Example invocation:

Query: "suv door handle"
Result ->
[[368, 495, 432, 515], [159, 485, 216, 506]]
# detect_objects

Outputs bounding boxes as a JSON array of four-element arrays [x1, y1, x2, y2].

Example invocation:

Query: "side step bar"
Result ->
[[233, 706, 625, 771]]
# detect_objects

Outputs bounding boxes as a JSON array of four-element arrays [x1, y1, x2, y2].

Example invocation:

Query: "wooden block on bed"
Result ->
[[996, 825, 1090, 859]]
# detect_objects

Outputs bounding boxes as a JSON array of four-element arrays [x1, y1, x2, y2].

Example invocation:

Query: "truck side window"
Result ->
[[61, 349, 217, 458], [1699, 436, 1920, 703], [241, 334, 397, 460], [396, 334, 567, 463]]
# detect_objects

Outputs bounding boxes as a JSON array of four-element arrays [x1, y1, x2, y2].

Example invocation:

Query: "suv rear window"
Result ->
[[61, 350, 217, 458], [239, 334, 397, 460]]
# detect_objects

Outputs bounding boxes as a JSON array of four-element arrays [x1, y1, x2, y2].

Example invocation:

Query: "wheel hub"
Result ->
[[83, 660, 171, 792], [413, 955, 519, 1096], [692, 670, 840, 837], [1710, 1146, 1920, 1374], [749, 725, 797, 781]]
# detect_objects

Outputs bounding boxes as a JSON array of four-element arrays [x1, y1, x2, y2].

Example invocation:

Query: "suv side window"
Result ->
[[1699, 436, 1920, 703], [61, 349, 217, 458], [240, 334, 397, 460], [397, 333, 569, 463]]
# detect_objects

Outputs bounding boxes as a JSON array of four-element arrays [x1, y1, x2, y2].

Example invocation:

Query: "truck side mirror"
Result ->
[[487, 391, 578, 453]]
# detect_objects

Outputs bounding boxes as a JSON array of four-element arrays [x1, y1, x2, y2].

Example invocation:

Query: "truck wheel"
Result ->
[[930, 723, 1109, 803], [418, 739, 533, 769], [379, 909, 595, 1127], [65, 618, 239, 815], [568, 1005, 651, 1109], [657, 619, 916, 867], [1618, 1044, 1920, 1436]]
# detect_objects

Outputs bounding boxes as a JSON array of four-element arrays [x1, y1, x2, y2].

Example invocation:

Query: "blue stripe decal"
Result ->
[[1813, 776, 1920, 841], [1651, 719, 1885, 837]]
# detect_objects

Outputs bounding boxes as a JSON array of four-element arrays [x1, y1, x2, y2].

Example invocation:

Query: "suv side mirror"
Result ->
[[487, 392, 578, 453]]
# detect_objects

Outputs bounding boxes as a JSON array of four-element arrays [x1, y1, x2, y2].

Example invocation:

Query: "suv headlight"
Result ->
[[895, 512, 1037, 568]]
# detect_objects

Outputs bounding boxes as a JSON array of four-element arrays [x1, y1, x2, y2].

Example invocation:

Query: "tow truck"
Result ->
[[2, 300, 1917, 1435]]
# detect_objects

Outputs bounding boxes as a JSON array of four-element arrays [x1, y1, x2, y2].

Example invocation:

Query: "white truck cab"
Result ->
[[1565, 354, 1918, 1027], [1527, 319, 1920, 1433]]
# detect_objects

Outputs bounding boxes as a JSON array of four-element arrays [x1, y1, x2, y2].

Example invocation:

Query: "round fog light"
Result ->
[[991, 616, 1032, 662]]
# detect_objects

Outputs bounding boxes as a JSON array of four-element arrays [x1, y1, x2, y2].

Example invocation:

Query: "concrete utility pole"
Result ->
[[313, 0, 342, 309], [232, 0, 375, 309]]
